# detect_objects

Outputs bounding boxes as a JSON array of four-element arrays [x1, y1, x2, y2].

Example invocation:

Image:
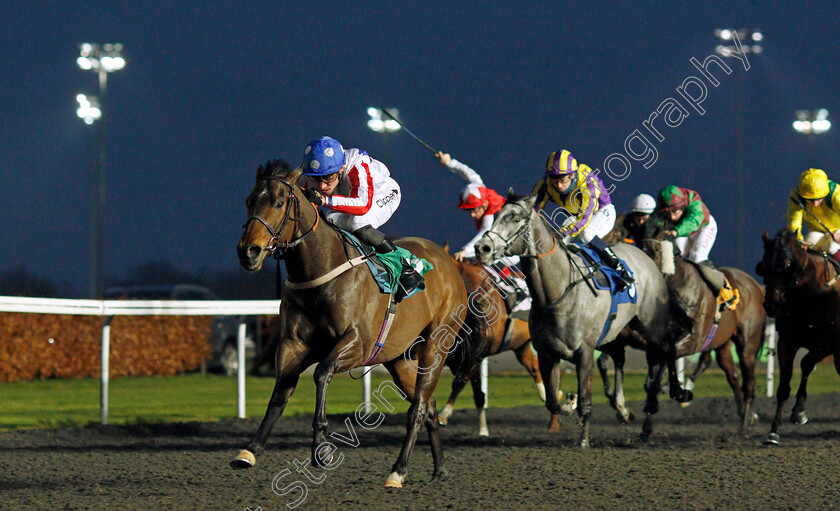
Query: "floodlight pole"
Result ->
[[716, 29, 762, 270], [92, 68, 108, 300], [77, 43, 124, 298]]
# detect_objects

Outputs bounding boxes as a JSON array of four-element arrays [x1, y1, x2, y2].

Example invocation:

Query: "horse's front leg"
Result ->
[[231, 338, 312, 468], [790, 349, 827, 426], [311, 334, 363, 467], [641, 348, 668, 442], [574, 348, 595, 448]]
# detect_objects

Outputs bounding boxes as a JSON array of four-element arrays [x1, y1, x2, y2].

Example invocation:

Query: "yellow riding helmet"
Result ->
[[798, 168, 830, 200]]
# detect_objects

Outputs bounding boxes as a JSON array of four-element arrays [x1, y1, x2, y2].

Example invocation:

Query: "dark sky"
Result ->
[[3, 1, 839, 296]]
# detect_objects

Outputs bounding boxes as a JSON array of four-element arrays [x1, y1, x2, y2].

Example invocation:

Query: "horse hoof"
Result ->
[[763, 432, 781, 445], [559, 393, 577, 415], [230, 449, 256, 469], [616, 409, 635, 424], [384, 472, 404, 488], [579, 438, 591, 449], [679, 400, 693, 408], [790, 413, 808, 425], [672, 389, 693, 404], [479, 428, 489, 437], [438, 417, 448, 427], [548, 417, 561, 433], [429, 470, 449, 484]]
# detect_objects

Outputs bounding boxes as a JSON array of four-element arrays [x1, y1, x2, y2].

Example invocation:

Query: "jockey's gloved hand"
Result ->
[[303, 188, 325, 206]]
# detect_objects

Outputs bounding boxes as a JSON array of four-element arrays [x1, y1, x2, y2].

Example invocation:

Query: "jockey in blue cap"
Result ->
[[299, 136, 423, 300]]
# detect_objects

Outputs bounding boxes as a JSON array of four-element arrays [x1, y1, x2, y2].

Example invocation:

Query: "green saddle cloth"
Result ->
[[375, 247, 434, 294]]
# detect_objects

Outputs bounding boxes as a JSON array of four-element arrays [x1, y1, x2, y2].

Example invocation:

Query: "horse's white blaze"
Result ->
[[660, 240, 676, 275], [477, 408, 489, 436], [535, 381, 547, 402], [385, 472, 405, 488]]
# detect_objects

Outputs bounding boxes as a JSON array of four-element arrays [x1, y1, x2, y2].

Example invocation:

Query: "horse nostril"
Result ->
[[478, 244, 490, 253], [247, 245, 262, 258]]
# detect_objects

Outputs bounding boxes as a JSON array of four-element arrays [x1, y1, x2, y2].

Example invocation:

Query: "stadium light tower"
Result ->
[[76, 43, 125, 298], [715, 28, 763, 270], [366, 107, 401, 133], [793, 109, 831, 167]]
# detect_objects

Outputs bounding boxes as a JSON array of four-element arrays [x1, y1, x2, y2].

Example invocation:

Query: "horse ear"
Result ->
[[507, 187, 516, 199], [289, 164, 303, 183], [256, 164, 265, 178], [761, 231, 771, 244], [442, 240, 450, 253]]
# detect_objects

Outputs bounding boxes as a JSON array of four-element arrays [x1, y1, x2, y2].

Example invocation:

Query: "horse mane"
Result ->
[[257, 159, 293, 178]]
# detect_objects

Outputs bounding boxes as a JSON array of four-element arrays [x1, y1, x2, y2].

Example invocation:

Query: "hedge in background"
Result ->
[[0, 313, 212, 382]]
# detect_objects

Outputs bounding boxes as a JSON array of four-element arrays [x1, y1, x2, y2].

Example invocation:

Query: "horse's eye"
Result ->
[[512, 216, 521, 223], [275, 200, 284, 210]]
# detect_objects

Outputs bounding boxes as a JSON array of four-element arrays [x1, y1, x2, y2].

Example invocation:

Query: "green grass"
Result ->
[[2, 367, 839, 430]]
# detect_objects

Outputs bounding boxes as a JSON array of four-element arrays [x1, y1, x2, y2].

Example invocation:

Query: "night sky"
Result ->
[[2, 1, 839, 296]]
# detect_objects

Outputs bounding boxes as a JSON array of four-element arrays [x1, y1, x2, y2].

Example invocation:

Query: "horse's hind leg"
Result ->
[[597, 352, 615, 407], [790, 349, 828, 425], [686, 351, 713, 392], [715, 341, 745, 419], [735, 328, 760, 429], [468, 370, 489, 436], [231, 340, 311, 468], [606, 345, 634, 424], [385, 341, 448, 488], [515, 341, 554, 402], [439, 355, 472, 426]]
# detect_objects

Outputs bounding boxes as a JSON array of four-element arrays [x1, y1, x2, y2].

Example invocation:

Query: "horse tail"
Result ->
[[454, 288, 491, 375]]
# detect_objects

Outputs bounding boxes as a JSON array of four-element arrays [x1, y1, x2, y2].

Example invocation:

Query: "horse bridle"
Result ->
[[243, 175, 318, 257], [483, 203, 559, 259]]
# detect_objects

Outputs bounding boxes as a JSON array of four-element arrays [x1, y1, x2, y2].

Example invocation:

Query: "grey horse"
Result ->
[[475, 194, 691, 446]]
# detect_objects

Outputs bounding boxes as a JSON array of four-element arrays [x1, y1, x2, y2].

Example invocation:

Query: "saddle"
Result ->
[[337, 230, 432, 300]]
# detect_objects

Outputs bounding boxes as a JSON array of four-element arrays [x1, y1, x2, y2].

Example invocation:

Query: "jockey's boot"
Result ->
[[354, 225, 424, 302], [697, 260, 739, 319], [589, 236, 633, 291], [600, 247, 634, 292]]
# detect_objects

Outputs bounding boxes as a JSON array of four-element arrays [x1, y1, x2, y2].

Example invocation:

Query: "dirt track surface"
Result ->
[[2, 394, 840, 510]]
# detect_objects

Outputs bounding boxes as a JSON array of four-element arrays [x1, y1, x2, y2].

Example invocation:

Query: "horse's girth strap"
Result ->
[[285, 255, 369, 291]]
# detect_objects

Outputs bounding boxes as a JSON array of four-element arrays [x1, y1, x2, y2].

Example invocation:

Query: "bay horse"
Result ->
[[639, 216, 766, 434], [757, 229, 840, 445], [233, 159, 485, 488], [475, 194, 691, 447], [440, 246, 565, 434]]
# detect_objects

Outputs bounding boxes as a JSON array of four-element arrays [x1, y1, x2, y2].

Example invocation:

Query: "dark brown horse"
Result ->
[[440, 247, 566, 434], [640, 218, 766, 433], [232, 160, 484, 488], [757, 229, 840, 445]]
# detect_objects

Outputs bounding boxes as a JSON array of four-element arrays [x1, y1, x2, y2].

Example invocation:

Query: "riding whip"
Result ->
[[381, 109, 439, 154]]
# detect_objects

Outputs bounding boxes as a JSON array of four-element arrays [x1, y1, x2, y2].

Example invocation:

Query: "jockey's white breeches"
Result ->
[[675, 214, 717, 263]]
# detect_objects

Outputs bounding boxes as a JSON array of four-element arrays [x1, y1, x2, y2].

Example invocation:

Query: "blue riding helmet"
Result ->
[[302, 136, 346, 176]]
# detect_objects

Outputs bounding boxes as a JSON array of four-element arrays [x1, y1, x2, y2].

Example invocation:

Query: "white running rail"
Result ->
[[0, 295, 281, 424]]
